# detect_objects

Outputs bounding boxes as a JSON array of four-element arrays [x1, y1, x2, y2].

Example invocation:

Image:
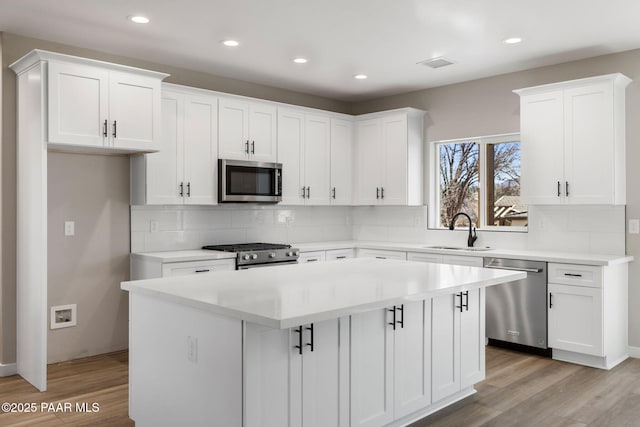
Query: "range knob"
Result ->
[[251, 254, 258, 260], [287, 251, 293, 257], [242, 254, 250, 260], [293, 251, 299, 256], [269, 252, 277, 258]]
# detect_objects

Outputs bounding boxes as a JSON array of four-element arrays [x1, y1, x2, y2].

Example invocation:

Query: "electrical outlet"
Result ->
[[629, 219, 640, 235], [187, 336, 198, 363], [51, 304, 77, 329], [150, 220, 159, 233], [64, 221, 75, 236]]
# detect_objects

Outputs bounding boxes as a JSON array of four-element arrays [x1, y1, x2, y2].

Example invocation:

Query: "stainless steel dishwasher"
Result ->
[[483, 257, 549, 354]]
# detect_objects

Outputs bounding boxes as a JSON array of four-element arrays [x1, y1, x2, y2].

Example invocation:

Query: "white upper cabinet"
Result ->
[[276, 109, 331, 205], [131, 87, 218, 205], [353, 109, 424, 206], [219, 98, 277, 162], [330, 119, 353, 205], [515, 74, 630, 205], [47, 56, 166, 153]]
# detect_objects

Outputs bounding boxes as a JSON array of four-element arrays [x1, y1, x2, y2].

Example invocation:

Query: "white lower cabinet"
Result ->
[[298, 251, 326, 264], [357, 248, 407, 260], [130, 256, 235, 280], [244, 318, 349, 427], [431, 289, 485, 403], [326, 248, 356, 261], [547, 262, 628, 369], [350, 300, 431, 427]]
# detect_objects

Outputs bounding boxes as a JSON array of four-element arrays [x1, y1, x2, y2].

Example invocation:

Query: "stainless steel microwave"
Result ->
[[218, 159, 282, 203]]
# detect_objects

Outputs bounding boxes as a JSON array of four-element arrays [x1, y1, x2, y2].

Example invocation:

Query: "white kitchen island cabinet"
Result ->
[[122, 258, 524, 427]]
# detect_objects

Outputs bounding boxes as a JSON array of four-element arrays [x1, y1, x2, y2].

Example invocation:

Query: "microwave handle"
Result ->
[[275, 170, 280, 195]]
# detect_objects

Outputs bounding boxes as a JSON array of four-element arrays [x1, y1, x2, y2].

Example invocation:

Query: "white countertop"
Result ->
[[130, 249, 236, 263], [121, 258, 524, 329], [293, 240, 633, 266]]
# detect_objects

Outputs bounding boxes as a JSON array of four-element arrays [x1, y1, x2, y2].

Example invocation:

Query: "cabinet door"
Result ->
[[520, 90, 565, 205], [48, 61, 108, 147], [326, 249, 356, 261], [431, 293, 460, 403], [381, 114, 408, 205], [394, 301, 431, 418], [350, 309, 394, 427], [564, 82, 615, 204], [330, 119, 353, 205], [304, 114, 331, 205], [109, 71, 161, 151], [161, 259, 235, 277], [277, 109, 305, 205], [460, 288, 485, 389], [298, 251, 326, 264], [244, 324, 292, 427], [300, 319, 345, 427], [354, 119, 382, 205], [548, 283, 603, 356], [357, 249, 407, 260], [249, 103, 277, 162], [144, 91, 184, 204], [183, 95, 218, 205], [219, 98, 250, 160], [407, 252, 443, 263]]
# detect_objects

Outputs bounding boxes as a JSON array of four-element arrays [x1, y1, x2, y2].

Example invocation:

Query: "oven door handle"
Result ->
[[484, 265, 542, 273]]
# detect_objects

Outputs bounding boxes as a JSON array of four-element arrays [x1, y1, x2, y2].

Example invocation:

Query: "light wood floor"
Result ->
[[1, 347, 639, 426]]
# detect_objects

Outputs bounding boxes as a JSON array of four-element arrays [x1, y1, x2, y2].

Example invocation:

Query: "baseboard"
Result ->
[[0, 363, 17, 377], [628, 346, 640, 358]]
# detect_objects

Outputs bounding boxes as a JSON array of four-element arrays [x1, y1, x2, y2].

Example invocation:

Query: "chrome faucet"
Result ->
[[449, 212, 477, 247]]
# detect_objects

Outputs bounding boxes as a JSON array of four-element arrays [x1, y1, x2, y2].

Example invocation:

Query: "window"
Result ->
[[431, 133, 527, 231]]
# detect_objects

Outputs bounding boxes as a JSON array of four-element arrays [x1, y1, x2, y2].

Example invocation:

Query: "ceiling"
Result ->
[[1, 0, 640, 102]]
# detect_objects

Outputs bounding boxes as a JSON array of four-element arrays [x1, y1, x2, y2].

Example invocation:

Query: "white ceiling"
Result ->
[[1, 0, 640, 102]]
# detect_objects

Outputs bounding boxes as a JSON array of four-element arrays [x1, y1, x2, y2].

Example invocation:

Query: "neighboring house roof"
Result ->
[[494, 195, 527, 219]]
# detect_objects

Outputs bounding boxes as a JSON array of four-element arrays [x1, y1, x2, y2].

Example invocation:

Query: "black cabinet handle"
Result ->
[[463, 291, 469, 311], [549, 292, 553, 308], [245, 140, 249, 154], [195, 269, 210, 273], [306, 323, 314, 352], [455, 293, 463, 312], [557, 181, 561, 197], [186, 182, 191, 197], [388, 307, 396, 330], [332, 187, 336, 199], [376, 187, 380, 199], [294, 326, 303, 355], [566, 181, 569, 197], [336, 256, 347, 259], [179, 182, 184, 197], [307, 187, 310, 199], [103, 120, 108, 137], [301, 186, 306, 198], [381, 187, 384, 199], [112, 120, 117, 138], [251, 140, 255, 154], [564, 273, 583, 278], [396, 304, 404, 328]]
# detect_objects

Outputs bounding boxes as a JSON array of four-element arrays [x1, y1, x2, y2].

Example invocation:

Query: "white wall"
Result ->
[[131, 205, 352, 252]]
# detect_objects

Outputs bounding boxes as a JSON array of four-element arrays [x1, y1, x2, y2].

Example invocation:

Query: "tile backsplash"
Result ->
[[131, 204, 625, 255]]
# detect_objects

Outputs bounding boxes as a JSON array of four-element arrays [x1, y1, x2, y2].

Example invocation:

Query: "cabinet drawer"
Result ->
[[161, 259, 235, 277], [326, 248, 355, 261], [407, 252, 443, 264], [441, 255, 483, 267], [298, 251, 326, 263], [357, 248, 407, 261], [548, 263, 602, 288]]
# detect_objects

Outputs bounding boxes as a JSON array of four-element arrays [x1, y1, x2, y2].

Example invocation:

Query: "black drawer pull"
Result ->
[[194, 269, 210, 273], [564, 273, 583, 278], [396, 304, 404, 328], [336, 256, 347, 259], [306, 323, 314, 352], [294, 326, 303, 355], [388, 307, 396, 330]]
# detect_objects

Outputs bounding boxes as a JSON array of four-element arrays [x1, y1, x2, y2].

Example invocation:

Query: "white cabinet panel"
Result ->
[[407, 252, 443, 263], [381, 114, 408, 205], [354, 119, 382, 205], [218, 98, 249, 160], [326, 249, 356, 261], [249, 103, 277, 162], [441, 254, 483, 267], [330, 119, 353, 205], [431, 293, 460, 402], [304, 114, 331, 205], [460, 289, 485, 389], [357, 248, 407, 260], [298, 251, 326, 264], [161, 259, 234, 277], [516, 74, 630, 205], [277, 109, 305, 205]]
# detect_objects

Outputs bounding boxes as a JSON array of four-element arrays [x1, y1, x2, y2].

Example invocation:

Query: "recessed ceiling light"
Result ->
[[293, 57, 308, 64], [503, 37, 522, 44], [354, 74, 368, 80], [222, 40, 240, 47], [129, 15, 149, 24]]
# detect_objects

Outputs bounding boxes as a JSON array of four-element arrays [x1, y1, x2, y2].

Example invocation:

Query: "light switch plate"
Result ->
[[64, 221, 75, 236], [629, 219, 640, 234], [150, 220, 159, 233]]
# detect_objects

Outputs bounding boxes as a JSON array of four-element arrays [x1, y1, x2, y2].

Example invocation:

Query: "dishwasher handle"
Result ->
[[484, 264, 542, 273]]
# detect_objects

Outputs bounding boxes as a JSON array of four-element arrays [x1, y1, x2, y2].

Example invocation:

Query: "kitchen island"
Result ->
[[121, 258, 525, 427]]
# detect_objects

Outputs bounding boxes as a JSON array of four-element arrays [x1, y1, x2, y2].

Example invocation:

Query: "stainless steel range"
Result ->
[[202, 243, 299, 269]]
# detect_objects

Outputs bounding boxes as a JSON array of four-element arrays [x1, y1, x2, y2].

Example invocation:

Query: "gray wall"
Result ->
[[0, 32, 352, 365], [352, 50, 640, 348]]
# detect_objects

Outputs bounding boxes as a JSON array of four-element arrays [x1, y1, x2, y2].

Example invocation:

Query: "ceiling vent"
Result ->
[[418, 56, 455, 69]]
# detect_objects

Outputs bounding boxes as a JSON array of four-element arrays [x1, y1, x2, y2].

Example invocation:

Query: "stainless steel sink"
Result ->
[[422, 245, 493, 252]]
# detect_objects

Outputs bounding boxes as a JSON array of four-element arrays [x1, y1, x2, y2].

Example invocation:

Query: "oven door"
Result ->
[[238, 260, 298, 270], [219, 159, 282, 203]]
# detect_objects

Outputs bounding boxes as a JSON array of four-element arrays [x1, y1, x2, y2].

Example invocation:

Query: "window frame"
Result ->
[[428, 132, 526, 232]]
